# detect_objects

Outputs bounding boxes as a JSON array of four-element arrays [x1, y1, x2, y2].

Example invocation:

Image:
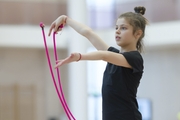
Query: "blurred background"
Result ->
[[0, 0, 180, 120]]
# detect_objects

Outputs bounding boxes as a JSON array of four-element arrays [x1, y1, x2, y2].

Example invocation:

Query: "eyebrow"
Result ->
[[116, 24, 129, 27]]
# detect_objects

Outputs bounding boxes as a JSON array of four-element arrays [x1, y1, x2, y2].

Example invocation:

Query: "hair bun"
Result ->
[[134, 6, 146, 15]]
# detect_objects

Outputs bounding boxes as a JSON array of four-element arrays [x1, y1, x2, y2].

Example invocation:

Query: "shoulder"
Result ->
[[122, 51, 143, 62], [107, 46, 119, 53], [122, 51, 144, 73]]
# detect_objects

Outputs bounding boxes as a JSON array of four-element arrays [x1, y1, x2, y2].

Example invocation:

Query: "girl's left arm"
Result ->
[[55, 51, 132, 68]]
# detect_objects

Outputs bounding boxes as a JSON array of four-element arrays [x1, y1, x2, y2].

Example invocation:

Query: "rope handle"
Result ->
[[40, 22, 76, 120]]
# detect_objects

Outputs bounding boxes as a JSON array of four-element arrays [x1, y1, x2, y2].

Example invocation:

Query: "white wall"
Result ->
[[139, 46, 180, 120], [0, 47, 69, 120]]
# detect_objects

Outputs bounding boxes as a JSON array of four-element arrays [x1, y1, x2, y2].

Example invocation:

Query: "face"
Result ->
[[115, 18, 137, 48]]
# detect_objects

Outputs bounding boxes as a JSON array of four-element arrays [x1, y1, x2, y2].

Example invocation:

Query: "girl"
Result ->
[[49, 6, 148, 120]]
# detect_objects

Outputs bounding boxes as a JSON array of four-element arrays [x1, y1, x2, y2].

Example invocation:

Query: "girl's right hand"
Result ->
[[48, 15, 67, 36]]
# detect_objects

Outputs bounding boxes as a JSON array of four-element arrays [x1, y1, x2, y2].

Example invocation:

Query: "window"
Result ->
[[137, 98, 152, 120], [86, 0, 116, 29], [87, 47, 106, 120]]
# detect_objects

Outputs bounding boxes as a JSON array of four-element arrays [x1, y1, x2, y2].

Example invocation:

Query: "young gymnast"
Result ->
[[49, 6, 148, 120]]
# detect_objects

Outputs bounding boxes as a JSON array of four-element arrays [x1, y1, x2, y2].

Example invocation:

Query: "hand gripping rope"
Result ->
[[40, 22, 76, 120]]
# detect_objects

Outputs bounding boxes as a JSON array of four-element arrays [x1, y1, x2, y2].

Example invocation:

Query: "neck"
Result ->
[[120, 46, 137, 53]]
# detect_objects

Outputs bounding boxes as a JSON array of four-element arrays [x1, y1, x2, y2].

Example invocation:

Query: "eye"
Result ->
[[115, 27, 118, 30], [121, 27, 127, 30]]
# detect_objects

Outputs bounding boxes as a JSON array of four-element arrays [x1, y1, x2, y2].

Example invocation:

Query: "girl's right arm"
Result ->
[[48, 15, 109, 51]]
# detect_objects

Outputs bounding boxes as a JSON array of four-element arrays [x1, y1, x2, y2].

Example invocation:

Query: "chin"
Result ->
[[116, 42, 123, 46]]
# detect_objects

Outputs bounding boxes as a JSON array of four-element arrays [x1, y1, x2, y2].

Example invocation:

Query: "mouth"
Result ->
[[115, 36, 121, 41]]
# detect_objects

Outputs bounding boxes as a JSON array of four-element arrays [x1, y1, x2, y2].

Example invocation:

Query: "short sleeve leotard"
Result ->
[[102, 47, 144, 120]]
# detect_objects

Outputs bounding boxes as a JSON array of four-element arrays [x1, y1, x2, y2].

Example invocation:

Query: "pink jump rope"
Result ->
[[40, 22, 76, 120]]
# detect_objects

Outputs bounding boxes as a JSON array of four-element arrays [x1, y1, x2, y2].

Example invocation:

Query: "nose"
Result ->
[[116, 28, 121, 34]]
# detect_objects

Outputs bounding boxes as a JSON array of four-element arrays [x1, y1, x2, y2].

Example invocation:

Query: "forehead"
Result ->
[[116, 18, 130, 26]]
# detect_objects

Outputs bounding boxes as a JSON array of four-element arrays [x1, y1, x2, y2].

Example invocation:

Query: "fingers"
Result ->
[[56, 60, 60, 64], [54, 54, 76, 69], [49, 23, 64, 36], [56, 28, 63, 34], [49, 16, 66, 36], [54, 23, 62, 34], [54, 63, 61, 69], [54, 60, 62, 68], [48, 23, 55, 36]]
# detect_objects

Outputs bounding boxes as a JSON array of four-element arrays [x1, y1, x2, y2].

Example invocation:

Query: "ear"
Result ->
[[135, 30, 143, 40]]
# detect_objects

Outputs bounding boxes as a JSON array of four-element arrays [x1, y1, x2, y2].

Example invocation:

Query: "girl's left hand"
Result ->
[[55, 53, 81, 68]]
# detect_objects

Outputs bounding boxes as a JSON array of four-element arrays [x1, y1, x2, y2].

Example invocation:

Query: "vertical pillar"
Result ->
[[67, 0, 88, 120]]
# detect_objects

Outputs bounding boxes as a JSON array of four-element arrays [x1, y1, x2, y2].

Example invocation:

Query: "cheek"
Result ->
[[123, 33, 136, 42], [124, 32, 133, 38]]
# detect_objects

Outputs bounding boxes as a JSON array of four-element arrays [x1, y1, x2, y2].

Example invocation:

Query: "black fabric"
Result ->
[[102, 46, 143, 120]]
